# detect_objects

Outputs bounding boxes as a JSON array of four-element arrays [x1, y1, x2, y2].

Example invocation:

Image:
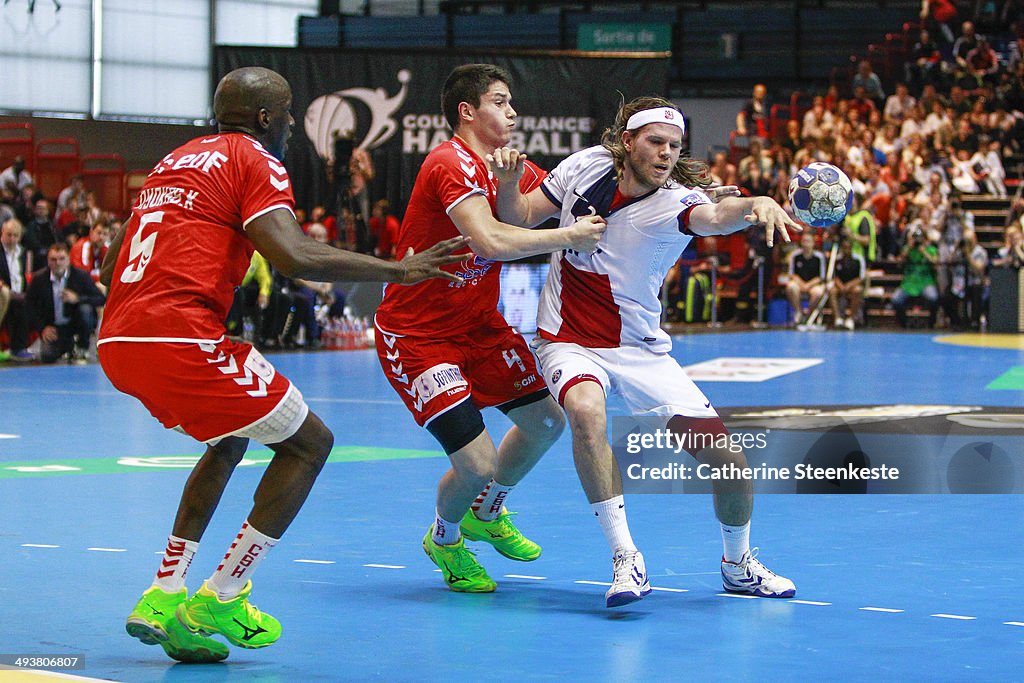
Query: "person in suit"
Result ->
[[26, 242, 105, 364], [0, 218, 33, 361]]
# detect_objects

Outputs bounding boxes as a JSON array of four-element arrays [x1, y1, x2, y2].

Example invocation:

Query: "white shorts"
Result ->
[[531, 339, 718, 418]]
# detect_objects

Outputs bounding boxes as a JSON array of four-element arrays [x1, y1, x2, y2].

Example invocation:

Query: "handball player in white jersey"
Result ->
[[491, 96, 798, 606]]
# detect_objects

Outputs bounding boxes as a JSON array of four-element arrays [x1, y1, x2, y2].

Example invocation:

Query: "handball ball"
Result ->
[[788, 162, 853, 228]]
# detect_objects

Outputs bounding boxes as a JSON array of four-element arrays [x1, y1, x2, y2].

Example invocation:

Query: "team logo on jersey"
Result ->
[[551, 369, 562, 384], [304, 70, 411, 165], [450, 254, 494, 288], [570, 190, 598, 219]]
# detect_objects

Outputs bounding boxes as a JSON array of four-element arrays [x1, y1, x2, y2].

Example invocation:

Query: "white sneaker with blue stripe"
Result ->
[[721, 548, 796, 598], [605, 549, 652, 608]]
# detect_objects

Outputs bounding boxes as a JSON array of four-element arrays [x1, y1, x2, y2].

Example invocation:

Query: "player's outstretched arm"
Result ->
[[450, 194, 604, 261], [689, 196, 802, 248], [247, 208, 467, 285]]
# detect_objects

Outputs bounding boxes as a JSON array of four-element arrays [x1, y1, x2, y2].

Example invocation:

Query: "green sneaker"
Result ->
[[460, 508, 542, 562], [421, 526, 497, 593], [126, 587, 229, 663], [0, 350, 10, 362], [176, 580, 281, 649]]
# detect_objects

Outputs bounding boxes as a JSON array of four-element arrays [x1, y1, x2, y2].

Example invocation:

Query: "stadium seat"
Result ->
[[35, 138, 80, 201], [81, 153, 126, 217], [0, 123, 35, 175]]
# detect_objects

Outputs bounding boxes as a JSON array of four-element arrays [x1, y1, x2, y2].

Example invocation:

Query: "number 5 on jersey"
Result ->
[[120, 211, 163, 283]]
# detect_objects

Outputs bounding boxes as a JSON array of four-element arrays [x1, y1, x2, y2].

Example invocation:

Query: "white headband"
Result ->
[[625, 107, 685, 136]]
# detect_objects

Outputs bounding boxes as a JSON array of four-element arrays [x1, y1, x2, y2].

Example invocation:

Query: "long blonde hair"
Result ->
[[600, 95, 712, 188]]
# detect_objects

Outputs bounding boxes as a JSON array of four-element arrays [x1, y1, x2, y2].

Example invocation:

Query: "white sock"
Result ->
[[591, 496, 637, 554], [151, 535, 198, 593], [206, 521, 278, 600], [721, 522, 751, 563], [471, 479, 514, 522], [432, 511, 462, 546]]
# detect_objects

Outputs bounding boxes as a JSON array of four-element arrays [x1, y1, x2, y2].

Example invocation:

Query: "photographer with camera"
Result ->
[[891, 222, 940, 328], [943, 228, 989, 329], [331, 132, 376, 253]]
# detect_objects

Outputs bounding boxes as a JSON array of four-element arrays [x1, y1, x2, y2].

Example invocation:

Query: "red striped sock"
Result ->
[[151, 535, 198, 593], [207, 521, 278, 600], [471, 479, 514, 522]]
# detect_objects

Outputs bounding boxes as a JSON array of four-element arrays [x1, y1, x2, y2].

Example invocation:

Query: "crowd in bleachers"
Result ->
[[681, 5, 1024, 331]]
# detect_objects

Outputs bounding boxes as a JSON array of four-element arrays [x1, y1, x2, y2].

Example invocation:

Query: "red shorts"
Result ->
[[99, 338, 307, 445], [374, 320, 545, 427]]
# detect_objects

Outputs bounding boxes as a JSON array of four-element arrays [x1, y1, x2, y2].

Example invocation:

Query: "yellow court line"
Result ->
[[933, 334, 1024, 350]]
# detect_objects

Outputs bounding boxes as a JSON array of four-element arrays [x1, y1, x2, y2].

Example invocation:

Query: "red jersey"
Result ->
[[70, 237, 106, 282], [375, 136, 545, 336], [100, 133, 294, 343]]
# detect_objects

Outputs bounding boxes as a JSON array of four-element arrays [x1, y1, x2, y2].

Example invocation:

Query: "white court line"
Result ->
[[650, 586, 688, 593], [294, 559, 335, 565], [364, 563, 406, 569], [575, 580, 612, 587], [504, 574, 546, 580], [931, 613, 976, 621], [87, 547, 126, 552], [718, 592, 759, 599], [1004, 621, 1024, 627], [790, 600, 832, 606], [21, 543, 60, 548], [860, 607, 904, 613]]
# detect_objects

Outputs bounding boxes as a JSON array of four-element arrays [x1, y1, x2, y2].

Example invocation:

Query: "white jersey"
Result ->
[[537, 145, 711, 353]]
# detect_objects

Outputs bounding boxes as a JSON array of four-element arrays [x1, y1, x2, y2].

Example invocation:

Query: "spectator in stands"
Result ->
[[369, 199, 399, 259], [70, 221, 111, 291], [56, 174, 87, 215], [785, 232, 826, 325], [852, 61, 886, 108], [907, 28, 945, 90], [849, 86, 878, 122], [736, 83, 770, 140], [950, 148, 985, 193], [0, 218, 33, 361], [13, 184, 41, 225], [965, 36, 1001, 87], [829, 238, 867, 329], [347, 147, 375, 253], [949, 116, 980, 153], [947, 85, 972, 115], [738, 138, 772, 184], [20, 198, 56, 269], [288, 223, 347, 348], [801, 96, 835, 142], [26, 242, 105, 364], [884, 83, 918, 124], [982, 140, 1008, 196], [993, 225, 1024, 268], [892, 224, 940, 327], [0, 156, 33, 195], [952, 21, 983, 72], [304, 204, 338, 245]]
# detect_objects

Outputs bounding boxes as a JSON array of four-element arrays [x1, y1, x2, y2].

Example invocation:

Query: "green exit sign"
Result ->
[[577, 23, 672, 52]]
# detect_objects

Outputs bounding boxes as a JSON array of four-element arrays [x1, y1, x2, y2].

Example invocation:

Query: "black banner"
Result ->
[[215, 47, 670, 218]]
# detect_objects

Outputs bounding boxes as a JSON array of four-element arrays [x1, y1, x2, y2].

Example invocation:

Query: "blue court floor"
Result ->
[[1, 330, 1022, 682]]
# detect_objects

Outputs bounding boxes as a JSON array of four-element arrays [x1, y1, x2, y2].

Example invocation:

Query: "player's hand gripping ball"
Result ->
[[788, 162, 853, 228]]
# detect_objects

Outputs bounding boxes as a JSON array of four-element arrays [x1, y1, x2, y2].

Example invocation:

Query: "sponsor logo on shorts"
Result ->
[[514, 374, 538, 391], [551, 369, 562, 384], [414, 364, 469, 404]]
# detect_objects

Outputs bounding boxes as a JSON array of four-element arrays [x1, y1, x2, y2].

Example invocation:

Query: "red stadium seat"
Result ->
[[0, 123, 35, 175], [81, 153, 126, 217], [124, 168, 151, 214], [35, 138, 80, 201], [728, 131, 750, 166]]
